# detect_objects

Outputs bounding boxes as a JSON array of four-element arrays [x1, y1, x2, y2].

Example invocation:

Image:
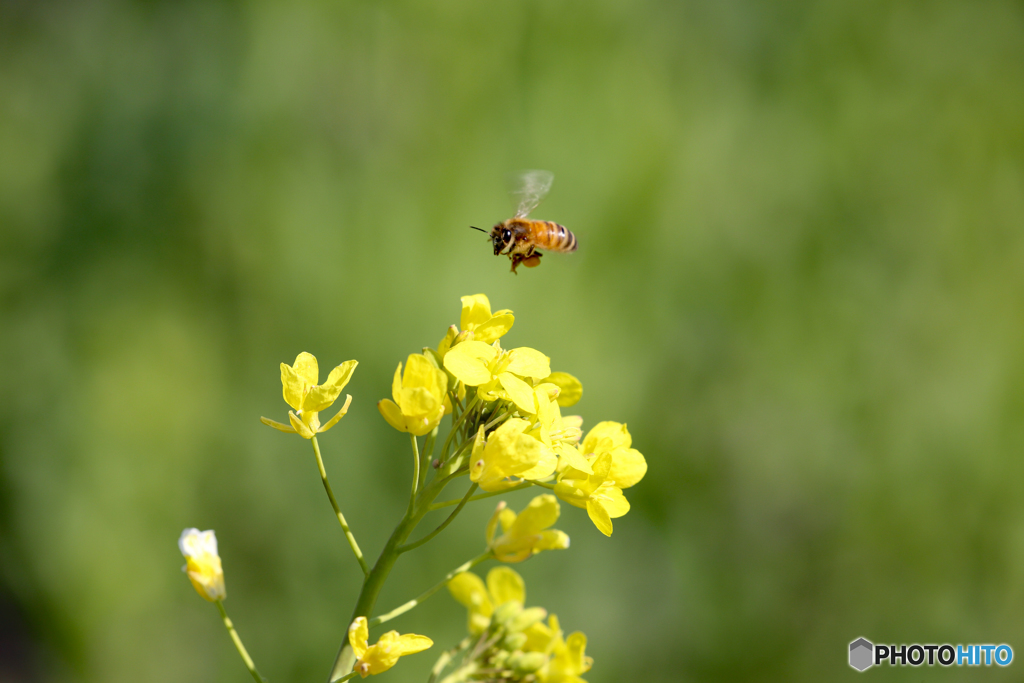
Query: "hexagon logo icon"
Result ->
[[849, 637, 873, 671]]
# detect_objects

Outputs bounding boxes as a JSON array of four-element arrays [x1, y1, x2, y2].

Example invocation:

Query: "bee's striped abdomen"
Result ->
[[534, 220, 578, 253]]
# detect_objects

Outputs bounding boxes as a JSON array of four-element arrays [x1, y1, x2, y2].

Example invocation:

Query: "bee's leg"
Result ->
[[509, 253, 523, 274]]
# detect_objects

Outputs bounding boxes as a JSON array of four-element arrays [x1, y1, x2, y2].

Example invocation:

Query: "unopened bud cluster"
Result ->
[[444, 567, 591, 683]]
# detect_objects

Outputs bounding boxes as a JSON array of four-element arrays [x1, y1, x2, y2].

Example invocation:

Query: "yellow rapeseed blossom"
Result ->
[[553, 422, 647, 537], [486, 495, 570, 563], [447, 566, 526, 635], [378, 353, 449, 436], [261, 352, 357, 439], [444, 340, 550, 412], [453, 294, 515, 346], [348, 616, 433, 678], [527, 384, 586, 463], [469, 419, 557, 491], [536, 616, 593, 683], [178, 528, 226, 602]]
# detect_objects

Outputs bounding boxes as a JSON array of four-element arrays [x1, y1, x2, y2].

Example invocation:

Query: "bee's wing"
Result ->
[[508, 170, 554, 218]]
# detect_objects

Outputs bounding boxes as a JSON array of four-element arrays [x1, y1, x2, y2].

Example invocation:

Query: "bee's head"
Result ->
[[470, 224, 513, 256], [491, 224, 513, 255]]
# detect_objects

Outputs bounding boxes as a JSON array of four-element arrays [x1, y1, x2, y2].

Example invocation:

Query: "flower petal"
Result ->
[[509, 494, 560, 536], [581, 421, 631, 454], [260, 416, 297, 433], [486, 566, 525, 607], [566, 632, 591, 673], [546, 371, 583, 407], [598, 485, 630, 518], [444, 341, 496, 385], [474, 313, 514, 343], [292, 352, 319, 386], [394, 633, 433, 656], [447, 572, 493, 616], [517, 439, 558, 480], [591, 451, 614, 481], [398, 386, 441, 416], [324, 360, 358, 391], [555, 443, 593, 475], [281, 363, 306, 412], [553, 480, 590, 509], [304, 383, 343, 413], [499, 373, 537, 413], [288, 411, 315, 439], [608, 448, 647, 488], [348, 616, 369, 659], [378, 399, 408, 433], [504, 347, 551, 379], [534, 529, 570, 552], [460, 294, 494, 329], [318, 394, 353, 433], [586, 500, 614, 536]]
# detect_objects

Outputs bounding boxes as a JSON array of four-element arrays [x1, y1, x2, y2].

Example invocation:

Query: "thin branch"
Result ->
[[311, 437, 370, 577], [427, 481, 532, 512], [368, 552, 492, 628], [400, 483, 478, 553]]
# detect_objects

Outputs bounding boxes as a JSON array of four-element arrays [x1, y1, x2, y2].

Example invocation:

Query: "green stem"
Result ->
[[216, 600, 264, 683], [481, 410, 514, 433], [369, 551, 492, 628], [527, 479, 556, 490], [408, 435, 421, 515], [428, 481, 532, 511], [327, 475, 449, 682], [332, 673, 358, 683], [419, 428, 437, 490], [399, 483, 478, 554], [311, 437, 370, 577], [439, 395, 479, 465]]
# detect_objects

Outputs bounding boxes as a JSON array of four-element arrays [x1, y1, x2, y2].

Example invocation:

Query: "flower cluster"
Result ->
[[183, 292, 647, 683], [417, 294, 647, 537], [444, 566, 592, 683]]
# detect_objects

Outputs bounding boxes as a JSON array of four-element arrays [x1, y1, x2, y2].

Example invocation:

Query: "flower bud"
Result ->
[[508, 651, 548, 675], [178, 528, 226, 602], [509, 606, 547, 633], [502, 632, 528, 651], [492, 600, 523, 626]]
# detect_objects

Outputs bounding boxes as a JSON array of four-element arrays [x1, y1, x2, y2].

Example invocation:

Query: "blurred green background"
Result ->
[[2, 0, 1024, 681]]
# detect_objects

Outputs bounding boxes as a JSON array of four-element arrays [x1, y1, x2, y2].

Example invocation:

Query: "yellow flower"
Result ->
[[447, 566, 527, 635], [458, 294, 515, 343], [443, 340, 550, 412], [348, 616, 432, 678], [261, 352, 357, 439], [537, 616, 593, 683], [378, 353, 449, 436], [553, 422, 647, 537], [178, 528, 226, 602], [486, 495, 570, 563], [469, 419, 557, 492], [528, 384, 584, 450]]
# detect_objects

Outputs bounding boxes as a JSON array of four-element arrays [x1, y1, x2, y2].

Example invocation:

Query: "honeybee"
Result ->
[[471, 170, 577, 273]]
